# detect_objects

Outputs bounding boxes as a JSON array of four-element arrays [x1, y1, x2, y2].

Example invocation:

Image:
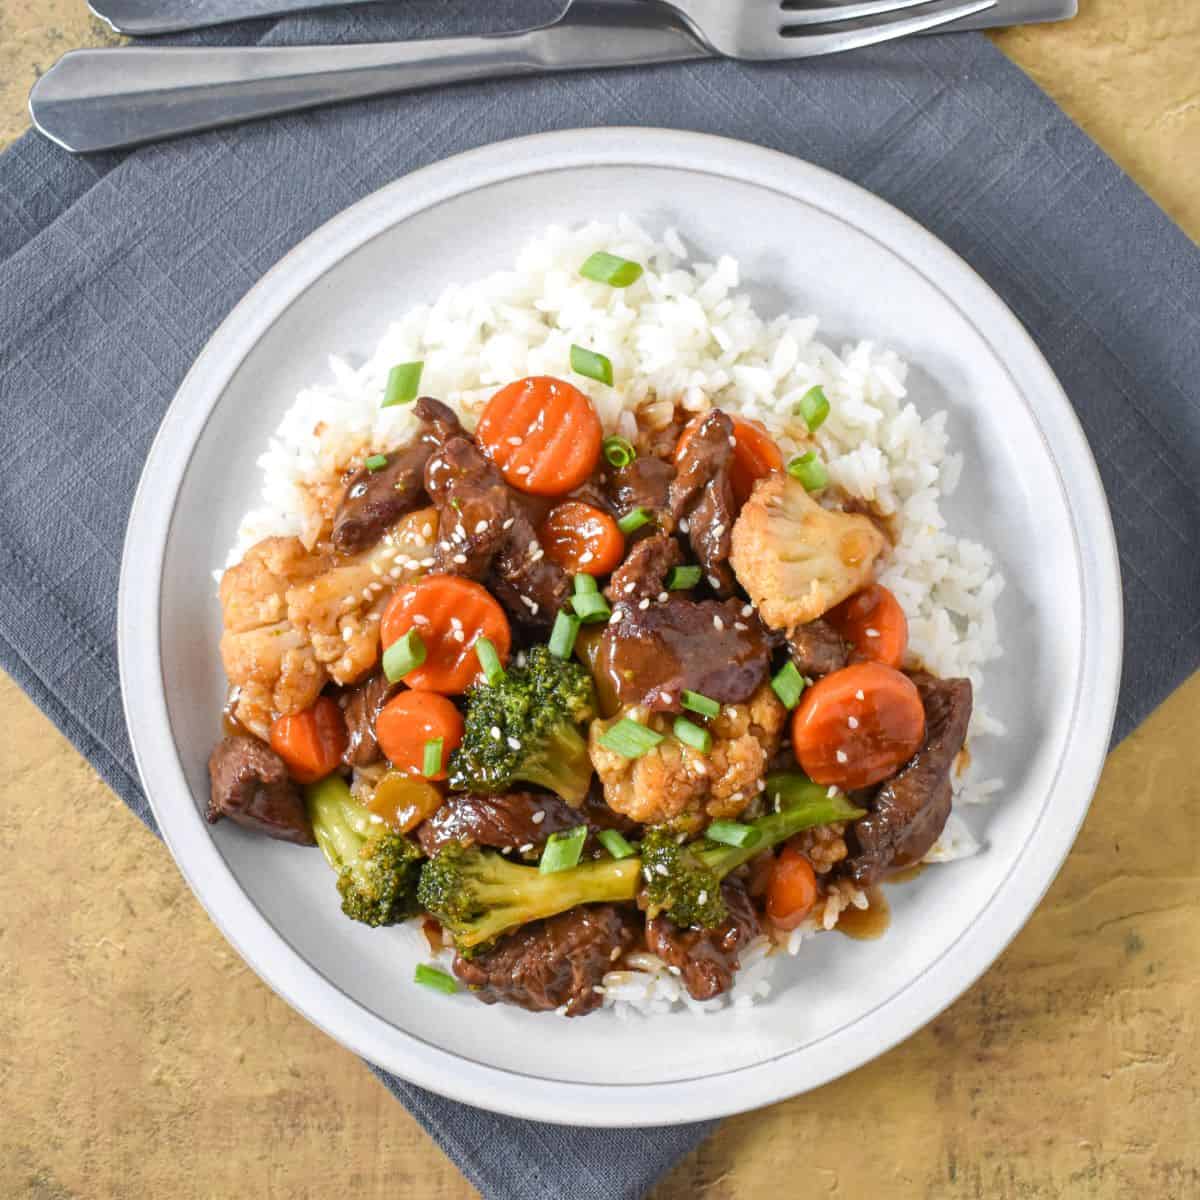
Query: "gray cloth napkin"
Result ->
[[1, 3, 1198, 1197]]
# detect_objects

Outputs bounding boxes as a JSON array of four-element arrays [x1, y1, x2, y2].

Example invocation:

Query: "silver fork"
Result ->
[[30, 0, 995, 154]]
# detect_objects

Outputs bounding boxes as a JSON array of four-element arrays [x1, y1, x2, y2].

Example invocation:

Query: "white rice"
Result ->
[[225, 218, 1005, 1018]]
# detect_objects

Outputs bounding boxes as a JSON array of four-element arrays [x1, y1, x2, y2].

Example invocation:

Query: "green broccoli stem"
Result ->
[[521, 723, 593, 806], [697, 773, 866, 878], [305, 775, 370, 872]]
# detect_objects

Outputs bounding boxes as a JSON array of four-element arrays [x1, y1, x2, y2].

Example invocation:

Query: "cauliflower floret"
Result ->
[[286, 506, 438, 686], [219, 508, 439, 736], [589, 685, 786, 826], [730, 473, 886, 630], [219, 537, 330, 737]]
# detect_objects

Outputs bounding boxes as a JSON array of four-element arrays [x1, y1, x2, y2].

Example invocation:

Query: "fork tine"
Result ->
[[782, 0, 995, 50], [778, 0, 949, 27]]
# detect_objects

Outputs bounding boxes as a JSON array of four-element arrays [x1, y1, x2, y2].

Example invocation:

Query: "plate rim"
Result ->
[[117, 126, 1122, 1127]]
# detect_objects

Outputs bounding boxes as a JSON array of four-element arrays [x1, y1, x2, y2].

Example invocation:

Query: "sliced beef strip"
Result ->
[[786, 619, 848, 679], [330, 397, 463, 556], [453, 904, 640, 1017], [645, 877, 760, 1002], [423, 436, 569, 629], [668, 409, 737, 595], [339, 672, 397, 767], [604, 533, 682, 604], [597, 594, 770, 714], [415, 789, 634, 858], [845, 674, 972, 886], [607, 455, 675, 524], [206, 736, 315, 845]]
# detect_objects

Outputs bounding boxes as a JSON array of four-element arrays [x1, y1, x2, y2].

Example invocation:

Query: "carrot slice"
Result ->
[[766, 844, 818, 930], [791, 662, 925, 790], [476, 376, 603, 496], [269, 696, 347, 784], [539, 500, 625, 575], [676, 413, 783, 506], [826, 584, 908, 669], [375, 691, 464, 781], [380, 575, 511, 694]]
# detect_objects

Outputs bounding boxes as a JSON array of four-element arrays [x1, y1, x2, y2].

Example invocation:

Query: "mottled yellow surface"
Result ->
[[1, 2, 1198, 1197]]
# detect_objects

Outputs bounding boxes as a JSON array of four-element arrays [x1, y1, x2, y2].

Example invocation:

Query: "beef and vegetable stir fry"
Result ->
[[209, 355, 971, 1016]]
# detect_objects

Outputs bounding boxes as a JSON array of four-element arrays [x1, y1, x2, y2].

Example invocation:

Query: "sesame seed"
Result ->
[[836, 749, 849, 764], [502, 517, 515, 530], [679, 519, 690, 533], [624, 581, 637, 594], [474, 520, 488, 534], [519, 843, 534, 853], [341, 627, 353, 642], [579, 550, 595, 564], [712, 614, 724, 631], [412, 614, 430, 626], [516, 465, 531, 476], [865, 627, 880, 638], [450, 616, 463, 629], [855, 689, 865, 701], [452, 553, 467, 564], [529, 549, 544, 563], [420, 557, 435, 567], [422, 523, 433, 538], [734, 621, 748, 631], [360, 588, 373, 601], [697, 890, 708, 905], [507, 436, 522, 446], [848, 716, 859, 729], [711, 523, 725, 538], [452, 630, 464, 643], [729, 791, 743, 804], [490, 726, 502, 741], [370, 562, 383, 576], [741, 604, 754, 618], [389, 566, 403, 579], [638, 598, 651, 610], [660, 693, 673, 706], [610, 946, 621, 961], [532, 811, 546, 825], [658, 592, 668, 603], [507, 736, 521, 750], [826, 786, 840, 798], [655, 864, 669, 876], [708, 575, 721, 588], [728, 435, 737, 448], [438, 541, 450, 553]]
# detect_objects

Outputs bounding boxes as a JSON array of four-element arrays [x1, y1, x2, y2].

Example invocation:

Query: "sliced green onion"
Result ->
[[681, 690, 720, 719], [771, 660, 807, 710], [673, 716, 713, 754], [570, 344, 614, 386], [422, 737, 444, 778], [473, 636, 505, 686], [414, 964, 458, 994], [602, 435, 637, 469], [573, 573, 599, 595], [786, 451, 828, 492], [617, 507, 652, 535], [706, 820, 762, 849], [666, 565, 702, 591], [571, 590, 612, 624], [548, 610, 581, 659], [796, 385, 830, 433], [382, 628, 426, 682], [539, 826, 588, 874], [598, 718, 664, 758], [596, 829, 637, 860], [579, 251, 644, 288], [381, 361, 423, 408], [364, 453, 388, 472]]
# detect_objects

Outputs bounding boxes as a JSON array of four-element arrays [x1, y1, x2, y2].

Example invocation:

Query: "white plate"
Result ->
[[118, 129, 1121, 1127]]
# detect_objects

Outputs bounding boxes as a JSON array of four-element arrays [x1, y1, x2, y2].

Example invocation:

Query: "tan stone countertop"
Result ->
[[2, 2, 1197, 1196]]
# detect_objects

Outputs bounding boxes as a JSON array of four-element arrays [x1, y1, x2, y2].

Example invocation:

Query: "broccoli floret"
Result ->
[[305, 775, 424, 927], [418, 841, 642, 951], [448, 644, 596, 804], [642, 772, 866, 928]]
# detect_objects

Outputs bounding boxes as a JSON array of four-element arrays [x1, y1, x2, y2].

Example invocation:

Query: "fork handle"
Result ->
[[30, 1, 706, 153]]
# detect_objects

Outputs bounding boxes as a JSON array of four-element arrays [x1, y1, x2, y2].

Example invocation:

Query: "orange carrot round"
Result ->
[[766, 844, 818, 930], [380, 575, 510, 694], [539, 500, 625, 575], [476, 376, 603, 496], [826, 584, 908, 669], [269, 696, 347, 784], [375, 691, 464, 780], [791, 662, 925, 790]]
